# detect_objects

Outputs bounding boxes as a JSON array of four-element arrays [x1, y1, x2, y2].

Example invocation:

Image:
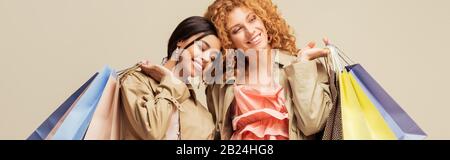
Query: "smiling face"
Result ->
[[226, 7, 270, 51], [177, 33, 221, 77], [205, 0, 299, 55]]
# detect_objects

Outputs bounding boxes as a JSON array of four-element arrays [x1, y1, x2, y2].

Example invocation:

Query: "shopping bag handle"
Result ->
[[326, 44, 355, 73]]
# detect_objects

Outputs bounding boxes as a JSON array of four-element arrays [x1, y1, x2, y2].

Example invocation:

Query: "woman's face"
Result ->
[[177, 33, 221, 78], [226, 7, 269, 51]]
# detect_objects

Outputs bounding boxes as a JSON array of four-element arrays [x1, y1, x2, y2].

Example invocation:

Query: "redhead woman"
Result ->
[[204, 0, 339, 140], [120, 16, 221, 140]]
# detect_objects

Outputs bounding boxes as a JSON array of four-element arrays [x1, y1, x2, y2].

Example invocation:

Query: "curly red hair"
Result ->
[[205, 0, 299, 55]]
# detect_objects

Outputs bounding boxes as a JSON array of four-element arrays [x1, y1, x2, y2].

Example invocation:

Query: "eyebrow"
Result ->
[[184, 34, 209, 49], [228, 24, 241, 31]]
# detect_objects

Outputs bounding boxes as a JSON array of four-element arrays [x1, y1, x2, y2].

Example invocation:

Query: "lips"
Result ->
[[247, 33, 262, 46]]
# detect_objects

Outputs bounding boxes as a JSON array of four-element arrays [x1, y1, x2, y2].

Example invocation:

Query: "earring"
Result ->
[[161, 57, 168, 65], [171, 47, 182, 62]]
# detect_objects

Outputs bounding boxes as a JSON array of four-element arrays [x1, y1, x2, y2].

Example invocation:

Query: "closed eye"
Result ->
[[232, 26, 242, 34], [197, 40, 210, 51]]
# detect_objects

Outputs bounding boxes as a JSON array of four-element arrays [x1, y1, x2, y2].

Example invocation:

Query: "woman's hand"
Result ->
[[139, 60, 174, 82], [297, 38, 331, 62]]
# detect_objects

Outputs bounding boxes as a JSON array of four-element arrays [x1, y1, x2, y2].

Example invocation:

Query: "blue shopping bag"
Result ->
[[27, 73, 98, 140], [51, 66, 114, 140], [347, 64, 427, 140]]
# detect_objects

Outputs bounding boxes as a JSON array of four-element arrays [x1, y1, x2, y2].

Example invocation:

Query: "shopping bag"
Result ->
[[27, 73, 98, 140], [327, 44, 425, 140], [84, 72, 121, 140], [339, 69, 397, 140], [51, 66, 114, 140], [347, 64, 427, 140]]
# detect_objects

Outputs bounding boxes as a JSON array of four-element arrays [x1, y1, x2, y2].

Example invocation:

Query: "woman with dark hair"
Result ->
[[119, 16, 221, 140]]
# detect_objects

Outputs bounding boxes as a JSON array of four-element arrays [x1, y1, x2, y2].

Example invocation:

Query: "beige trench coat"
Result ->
[[206, 51, 340, 140], [119, 66, 215, 140]]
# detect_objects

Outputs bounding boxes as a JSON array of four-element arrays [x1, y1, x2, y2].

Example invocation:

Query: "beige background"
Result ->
[[1, 0, 449, 140]]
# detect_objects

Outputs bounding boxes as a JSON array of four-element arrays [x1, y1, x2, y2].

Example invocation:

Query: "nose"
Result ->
[[202, 51, 211, 64], [201, 51, 217, 67], [244, 25, 256, 39]]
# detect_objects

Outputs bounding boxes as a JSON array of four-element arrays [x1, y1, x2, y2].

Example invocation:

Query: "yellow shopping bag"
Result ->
[[340, 70, 397, 140]]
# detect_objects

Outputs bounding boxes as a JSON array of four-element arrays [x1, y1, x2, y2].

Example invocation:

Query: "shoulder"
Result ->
[[275, 50, 297, 67], [277, 50, 330, 68], [119, 66, 158, 93]]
